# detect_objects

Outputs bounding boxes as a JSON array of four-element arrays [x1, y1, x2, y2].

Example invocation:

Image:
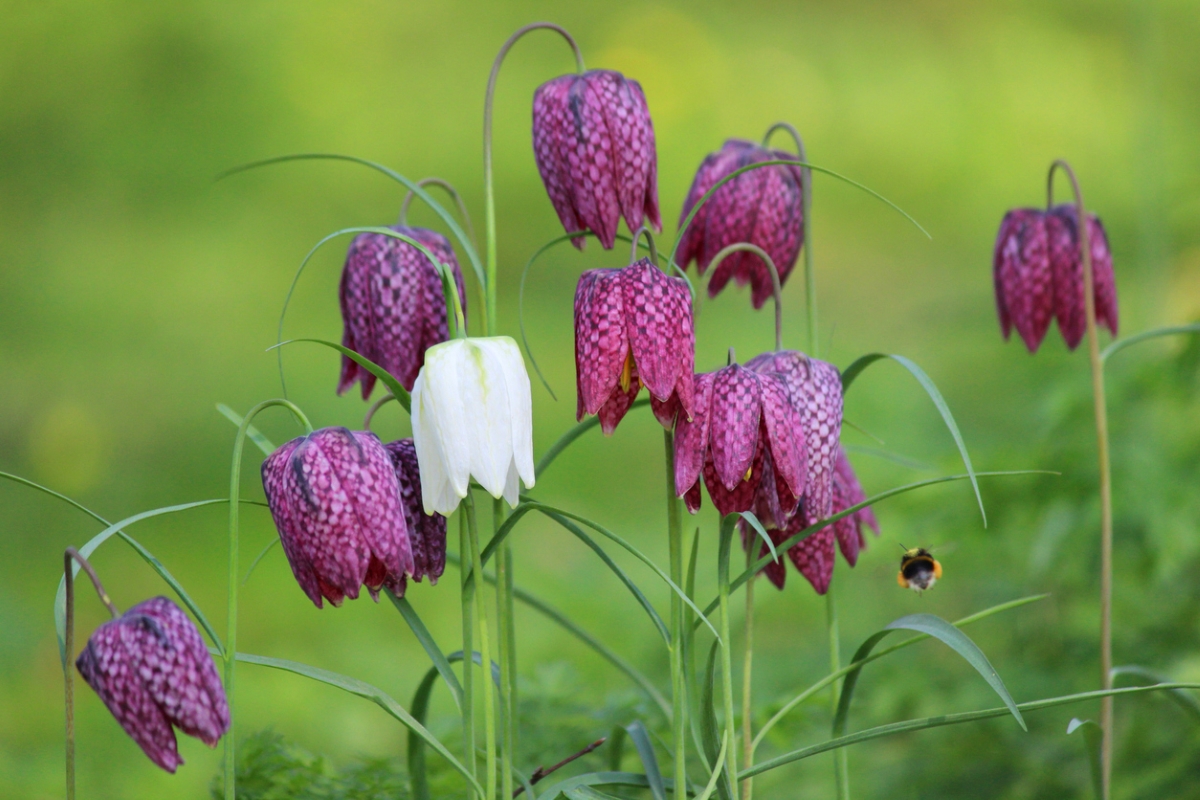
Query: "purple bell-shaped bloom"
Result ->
[[533, 69, 660, 250], [75, 596, 229, 773], [677, 139, 805, 309], [993, 206, 1117, 352], [261, 427, 413, 608], [338, 226, 467, 398], [574, 258, 694, 434], [383, 438, 446, 590], [672, 364, 806, 518]]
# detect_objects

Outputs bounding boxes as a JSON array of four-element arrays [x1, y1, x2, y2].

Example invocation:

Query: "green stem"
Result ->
[[224, 399, 311, 800], [1049, 159, 1113, 800], [764, 123, 813, 352], [717, 517, 741, 800], [483, 22, 584, 335], [466, 497, 497, 800], [826, 587, 849, 799], [399, 177, 478, 248], [495, 499, 515, 800], [705, 243, 783, 351], [665, 431, 686, 797], [740, 544, 755, 800], [460, 514, 477, 797]]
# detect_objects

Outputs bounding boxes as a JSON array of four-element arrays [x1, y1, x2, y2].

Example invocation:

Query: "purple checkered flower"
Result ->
[[673, 364, 806, 518], [75, 596, 229, 773], [993, 206, 1117, 352], [383, 438, 446, 591], [338, 226, 467, 398], [533, 69, 660, 250], [574, 258, 694, 434], [676, 139, 805, 309], [261, 427, 413, 608]]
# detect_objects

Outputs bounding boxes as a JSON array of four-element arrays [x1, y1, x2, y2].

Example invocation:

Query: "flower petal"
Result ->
[[709, 365, 763, 490], [574, 269, 629, 419], [995, 209, 1052, 352], [674, 371, 714, 496], [533, 75, 586, 249], [489, 336, 536, 491], [621, 259, 695, 417]]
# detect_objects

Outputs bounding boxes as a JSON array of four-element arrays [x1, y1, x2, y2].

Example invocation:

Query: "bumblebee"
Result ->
[[897, 547, 941, 593]]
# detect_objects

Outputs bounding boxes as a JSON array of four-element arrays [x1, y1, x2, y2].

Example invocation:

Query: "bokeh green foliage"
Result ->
[[3, 0, 1200, 798]]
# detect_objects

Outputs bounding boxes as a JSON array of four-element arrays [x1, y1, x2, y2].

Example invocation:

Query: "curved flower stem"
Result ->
[[629, 226, 660, 268], [763, 123, 814, 352], [495, 499, 517, 800], [706, 243, 783, 351], [363, 392, 397, 431], [224, 398, 312, 800], [740, 544, 755, 800], [460, 513, 478, 795], [664, 431, 687, 800], [466, 496, 497, 800], [399, 177, 478, 248], [1048, 158, 1112, 800], [63, 547, 121, 800], [717, 516, 742, 800], [483, 22, 584, 333]]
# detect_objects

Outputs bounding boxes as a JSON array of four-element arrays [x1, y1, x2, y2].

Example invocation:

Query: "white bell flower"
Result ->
[[411, 336, 536, 515]]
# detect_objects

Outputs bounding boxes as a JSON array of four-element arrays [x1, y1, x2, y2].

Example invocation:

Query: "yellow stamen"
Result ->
[[743, 465, 753, 482], [619, 350, 634, 392]]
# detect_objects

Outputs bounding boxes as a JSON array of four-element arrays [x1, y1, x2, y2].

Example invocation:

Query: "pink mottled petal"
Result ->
[[708, 365, 763, 490], [757, 374, 807, 501], [565, 73, 621, 249], [533, 76, 586, 248], [621, 259, 695, 406], [650, 393, 679, 429], [574, 269, 629, 418], [262, 439, 325, 607], [1089, 215, 1119, 337], [996, 209, 1052, 352], [683, 479, 703, 514], [788, 527, 836, 595], [703, 442, 764, 517], [607, 75, 657, 235], [674, 372, 714, 496], [596, 367, 642, 435], [384, 439, 447, 584]]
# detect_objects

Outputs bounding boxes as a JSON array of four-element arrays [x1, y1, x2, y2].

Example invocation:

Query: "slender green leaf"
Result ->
[[1067, 718, 1103, 799], [536, 399, 651, 478], [55, 499, 232, 662], [1100, 323, 1200, 363], [217, 404, 275, 456], [833, 614, 1025, 739], [696, 731, 730, 800], [741, 683, 1200, 779], [1, 470, 110, 528], [242, 537, 281, 585], [841, 353, 985, 525], [444, 552, 670, 719], [536, 772, 654, 800], [237, 651, 483, 796], [386, 590, 463, 710], [607, 725, 627, 772], [738, 511, 778, 563], [841, 443, 932, 471], [269, 338, 411, 413], [700, 640, 731, 800], [1111, 665, 1200, 721], [477, 502, 535, 568], [625, 721, 667, 800]]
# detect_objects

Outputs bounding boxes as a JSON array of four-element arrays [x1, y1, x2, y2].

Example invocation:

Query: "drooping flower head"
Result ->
[[261, 427, 413, 608], [383, 438, 447, 590], [533, 69, 660, 249], [338, 226, 468, 398], [673, 364, 806, 518], [75, 596, 229, 773], [412, 337, 536, 515], [993, 206, 1117, 352], [574, 258, 695, 434], [677, 139, 805, 309]]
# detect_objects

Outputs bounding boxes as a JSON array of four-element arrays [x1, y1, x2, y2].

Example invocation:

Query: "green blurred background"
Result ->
[[4, 0, 1200, 797]]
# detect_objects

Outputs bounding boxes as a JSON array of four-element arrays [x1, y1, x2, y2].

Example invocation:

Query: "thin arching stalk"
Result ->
[[763, 122, 814, 350], [224, 399, 311, 800], [1048, 159, 1113, 800], [664, 431, 687, 800], [63, 547, 121, 800], [704, 243, 783, 351], [399, 177, 478, 249]]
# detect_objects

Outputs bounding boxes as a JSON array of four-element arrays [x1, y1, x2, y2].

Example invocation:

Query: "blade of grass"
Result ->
[[268, 338, 410, 412], [1067, 718, 1103, 798], [217, 404, 275, 456], [386, 590, 463, 710], [738, 512, 778, 563], [1100, 323, 1200, 363], [625, 721, 667, 800], [1110, 665, 1200, 720]]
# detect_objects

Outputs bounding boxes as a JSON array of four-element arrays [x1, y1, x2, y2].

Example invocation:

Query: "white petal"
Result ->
[[502, 459, 520, 507], [464, 339, 514, 498], [424, 341, 472, 500], [491, 337, 536, 490], [412, 371, 457, 515]]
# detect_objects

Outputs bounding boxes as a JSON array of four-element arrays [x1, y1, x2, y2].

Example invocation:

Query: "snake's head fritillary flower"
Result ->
[[384, 438, 447, 590], [574, 258, 695, 434], [261, 427, 413, 608], [412, 337, 536, 514], [993, 208, 1052, 352], [747, 446, 878, 594], [338, 226, 468, 398], [674, 364, 806, 518], [75, 596, 229, 773], [742, 350, 843, 528], [1046, 204, 1119, 350], [677, 139, 805, 309], [532, 69, 660, 249]]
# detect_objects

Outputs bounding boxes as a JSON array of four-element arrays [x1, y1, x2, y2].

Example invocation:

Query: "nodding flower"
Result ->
[[383, 438, 447, 591], [261, 427, 413, 608], [532, 69, 660, 249]]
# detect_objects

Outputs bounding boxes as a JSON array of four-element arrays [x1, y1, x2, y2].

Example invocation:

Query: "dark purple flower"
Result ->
[[676, 139, 805, 309], [993, 206, 1117, 352], [338, 226, 467, 398], [533, 69, 660, 250], [75, 596, 229, 773], [574, 258, 694, 434], [1046, 205, 1119, 349], [383, 438, 446, 590], [673, 364, 806, 518], [261, 427, 413, 608]]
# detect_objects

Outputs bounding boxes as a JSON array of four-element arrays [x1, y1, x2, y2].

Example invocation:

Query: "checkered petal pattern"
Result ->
[[383, 439, 447, 588], [261, 428, 413, 608], [337, 226, 467, 398], [677, 139, 805, 308], [1047, 205, 1119, 350], [533, 70, 660, 250], [573, 258, 694, 434], [75, 596, 229, 773]]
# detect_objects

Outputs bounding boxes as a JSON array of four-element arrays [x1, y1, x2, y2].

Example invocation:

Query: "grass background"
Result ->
[[3, 0, 1200, 797]]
